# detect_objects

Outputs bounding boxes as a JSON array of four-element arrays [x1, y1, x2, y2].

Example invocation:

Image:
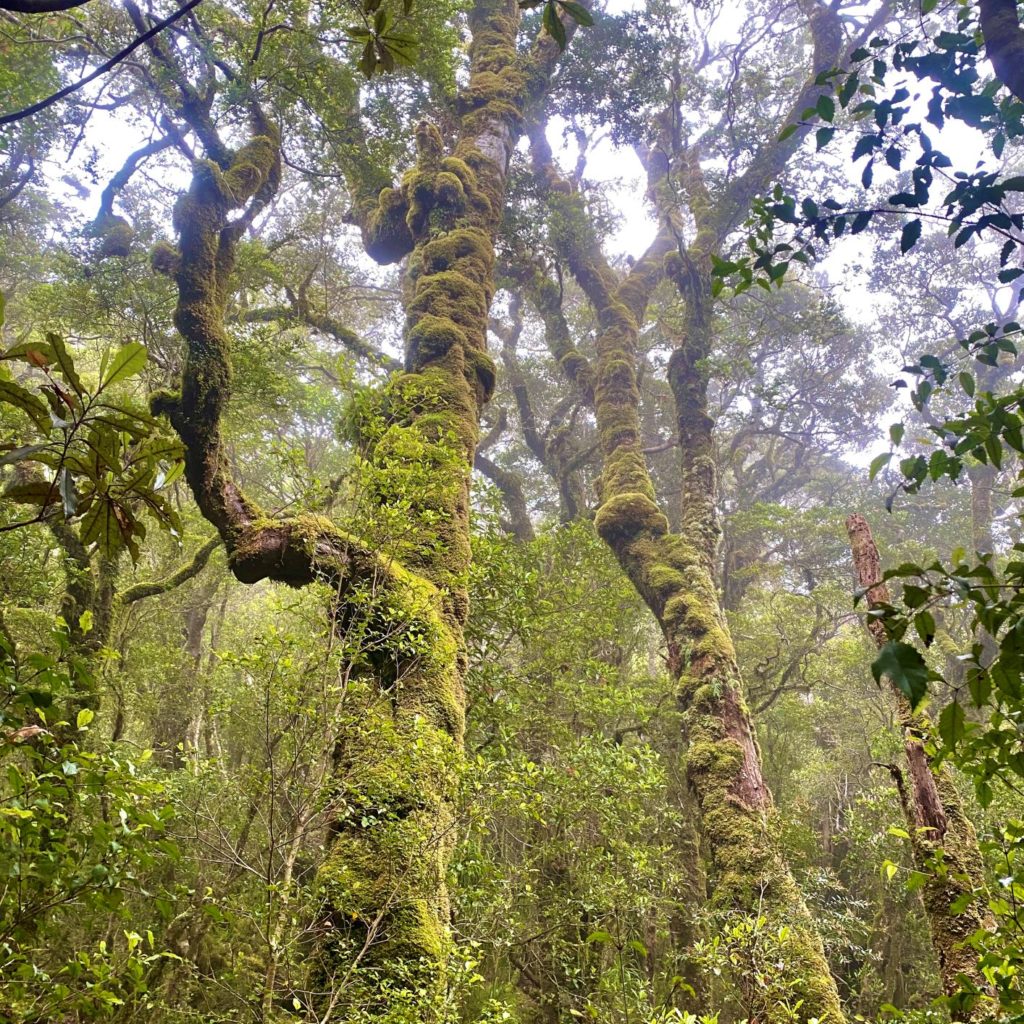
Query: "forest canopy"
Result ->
[[2, 0, 1024, 1021]]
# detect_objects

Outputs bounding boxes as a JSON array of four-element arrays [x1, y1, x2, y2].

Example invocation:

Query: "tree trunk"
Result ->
[[526, 108, 844, 1018], [846, 513, 994, 1017], [579, 242, 846, 1021], [150, 4, 569, 1013]]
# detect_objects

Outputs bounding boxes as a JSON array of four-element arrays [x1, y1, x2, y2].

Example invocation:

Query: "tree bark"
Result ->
[[531, 148, 845, 1016], [846, 512, 995, 1017], [530, 50, 847, 1011], [979, 0, 1024, 103], [149, 2, 571, 1012]]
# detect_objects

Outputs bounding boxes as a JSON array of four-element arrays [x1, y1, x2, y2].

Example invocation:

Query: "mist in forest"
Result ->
[[2, 0, 1024, 1021]]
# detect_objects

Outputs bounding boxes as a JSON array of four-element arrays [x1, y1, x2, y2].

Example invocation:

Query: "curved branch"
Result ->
[[0, 152, 35, 212], [96, 133, 175, 222], [150, 119, 291, 579], [474, 452, 534, 542], [713, 2, 844, 239], [245, 304, 400, 372], [120, 535, 220, 604], [477, 406, 508, 453], [0, 0, 91, 12], [0, 0, 203, 128]]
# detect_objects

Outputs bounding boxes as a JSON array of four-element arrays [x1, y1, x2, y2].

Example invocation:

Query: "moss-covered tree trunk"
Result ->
[[587, 264, 844, 1022], [846, 513, 995, 1018], [530, 103, 846, 1020], [148, 4, 569, 1012]]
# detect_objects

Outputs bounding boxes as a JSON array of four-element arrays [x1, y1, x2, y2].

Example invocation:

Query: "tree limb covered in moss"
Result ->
[[531, 78, 847, 1024], [245, 302, 401, 372], [149, 114, 383, 591], [120, 535, 220, 604]]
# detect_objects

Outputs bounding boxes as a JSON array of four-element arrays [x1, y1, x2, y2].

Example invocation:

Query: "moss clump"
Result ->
[[149, 389, 181, 420], [663, 251, 685, 278], [601, 449, 657, 500], [363, 186, 415, 264], [408, 269, 490, 337], [420, 228, 493, 279], [657, 534, 702, 572], [150, 240, 180, 277], [94, 214, 134, 259], [407, 315, 467, 368], [439, 156, 474, 185], [646, 564, 687, 593], [559, 350, 592, 386], [434, 171, 465, 205], [457, 68, 527, 110], [594, 492, 667, 545]]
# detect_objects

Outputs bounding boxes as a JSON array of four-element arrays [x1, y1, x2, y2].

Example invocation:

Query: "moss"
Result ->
[[657, 534, 702, 572], [95, 215, 134, 259], [594, 492, 669, 543], [663, 587, 732, 657], [150, 240, 180, 277], [149, 389, 181, 420], [409, 269, 489, 334], [420, 228, 493, 278], [453, 149, 502, 219], [401, 663, 465, 737], [363, 186, 415, 264], [414, 120, 445, 165], [663, 251, 684, 278], [407, 315, 467, 367], [601, 449, 657, 500], [439, 156, 474, 184], [463, 346, 497, 404], [435, 171, 465, 205], [309, 0, 544, 1007], [457, 68, 527, 110], [464, 91, 525, 131], [560, 349, 591, 383], [220, 132, 279, 204]]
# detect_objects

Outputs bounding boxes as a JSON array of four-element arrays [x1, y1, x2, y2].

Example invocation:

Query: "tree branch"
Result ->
[[120, 535, 220, 604], [0, 0, 204, 128], [0, 0, 91, 12], [980, 0, 1024, 103]]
